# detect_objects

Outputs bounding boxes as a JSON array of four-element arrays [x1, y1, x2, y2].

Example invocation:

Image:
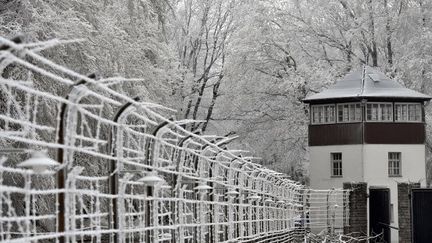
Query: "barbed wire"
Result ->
[[0, 36, 349, 242]]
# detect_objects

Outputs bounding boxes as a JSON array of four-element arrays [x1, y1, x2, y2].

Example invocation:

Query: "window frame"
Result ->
[[330, 152, 343, 178], [365, 102, 394, 122], [336, 102, 363, 123], [388, 152, 402, 177], [310, 104, 336, 125], [394, 102, 423, 123]]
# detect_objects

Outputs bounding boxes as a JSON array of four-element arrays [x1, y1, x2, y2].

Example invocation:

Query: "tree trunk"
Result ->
[[346, 41, 352, 72], [368, 0, 378, 67], [419, 0, 427, 92], [202, 74, 223, 132], [384, 0, 393, 66]]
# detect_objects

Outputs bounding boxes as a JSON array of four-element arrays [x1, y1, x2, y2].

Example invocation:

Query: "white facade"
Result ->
[[310, 144, 426, 242]]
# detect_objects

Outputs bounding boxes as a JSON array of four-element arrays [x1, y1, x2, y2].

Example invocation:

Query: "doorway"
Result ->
[[412, 189, 432, 243], [369, 188, 390, 243]]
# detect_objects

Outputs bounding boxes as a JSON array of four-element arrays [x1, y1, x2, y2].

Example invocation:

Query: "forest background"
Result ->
[[2, 0, 432, 185]]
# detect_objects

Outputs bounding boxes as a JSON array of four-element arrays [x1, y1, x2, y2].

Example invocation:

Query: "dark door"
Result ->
[[412, 189, 432, 243], [369, 188, 390, 243]]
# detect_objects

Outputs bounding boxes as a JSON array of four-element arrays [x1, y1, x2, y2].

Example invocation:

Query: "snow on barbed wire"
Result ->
[[0, 36, 349, 242], [0, 36, 280, 166]]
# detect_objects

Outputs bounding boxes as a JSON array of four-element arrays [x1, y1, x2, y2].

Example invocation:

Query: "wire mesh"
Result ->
[[0, 37, 349, 242]]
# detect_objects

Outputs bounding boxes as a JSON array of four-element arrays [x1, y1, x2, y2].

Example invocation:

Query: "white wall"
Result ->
[[309, 144, 426, 243], [363, 144, 426, 186], [309, 145, 364, 234], [309, 145, 364, 190]]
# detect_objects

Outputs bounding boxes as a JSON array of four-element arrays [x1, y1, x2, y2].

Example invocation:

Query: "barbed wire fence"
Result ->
[[0, 36, 349, 242]]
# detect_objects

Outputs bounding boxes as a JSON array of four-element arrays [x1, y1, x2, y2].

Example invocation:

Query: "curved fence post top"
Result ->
[[0, 36, 351, 243]]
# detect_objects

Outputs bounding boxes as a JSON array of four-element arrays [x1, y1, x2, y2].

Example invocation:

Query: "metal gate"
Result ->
[[412, 189, 432, 243], [369, 188, 390, 243]]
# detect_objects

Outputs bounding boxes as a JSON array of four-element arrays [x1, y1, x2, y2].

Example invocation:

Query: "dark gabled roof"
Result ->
[[303, 66, 432, 103]]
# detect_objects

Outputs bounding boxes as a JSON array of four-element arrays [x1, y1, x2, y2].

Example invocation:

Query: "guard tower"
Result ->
[[303, 66, 431, 242]]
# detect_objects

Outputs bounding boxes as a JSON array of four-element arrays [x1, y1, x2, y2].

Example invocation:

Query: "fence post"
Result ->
[[173, 132, 200, 243], [108, 97, 140, 243], [226, 160, 238, 241], [237, 162, 250, 239], [118, 173, 133, 242], [56, 74, 95, 243], [64, 167, 84, 242], [145, 120, 171, 243], [196, 136, 236, 243], [172, 134, 192, 243]]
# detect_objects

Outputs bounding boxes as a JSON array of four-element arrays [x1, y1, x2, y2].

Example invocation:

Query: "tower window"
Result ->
[[337, 103, 362, 123], [366, 103, 393, 122], [388, 152, 401, 177], [311, 104, 335, 124], [331, 153, 342, 177], [395, 103, 422, 122]]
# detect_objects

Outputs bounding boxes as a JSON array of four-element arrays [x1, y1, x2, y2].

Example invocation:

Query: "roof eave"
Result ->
[[303, 95, 432, 104]]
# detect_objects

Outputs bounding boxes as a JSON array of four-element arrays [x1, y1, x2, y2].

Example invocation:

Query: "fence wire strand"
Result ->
[[0, 37, 349, 242]]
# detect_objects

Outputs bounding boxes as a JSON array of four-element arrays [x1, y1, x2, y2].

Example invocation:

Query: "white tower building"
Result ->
[[303, 66, 431, 242]]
